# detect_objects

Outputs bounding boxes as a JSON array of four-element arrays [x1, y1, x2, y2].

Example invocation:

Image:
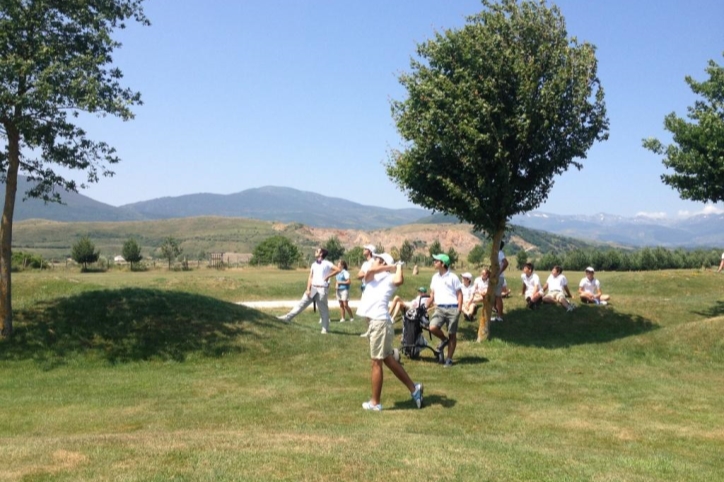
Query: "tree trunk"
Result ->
[[477, 227, 505, 342], [0, 126, 21, 338]]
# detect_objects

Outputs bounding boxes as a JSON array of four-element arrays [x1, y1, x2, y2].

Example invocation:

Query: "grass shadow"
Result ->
[[459, 305, 658, 348], [2, 288, 279, 365], [692, 300, 724, 318]]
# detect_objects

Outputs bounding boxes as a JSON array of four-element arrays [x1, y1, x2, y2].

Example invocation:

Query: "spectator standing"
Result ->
[[429, 253, 463, 367], [278, 248, 340, 333], [493, 241, 509, 322], [335, 260, 355, 321]]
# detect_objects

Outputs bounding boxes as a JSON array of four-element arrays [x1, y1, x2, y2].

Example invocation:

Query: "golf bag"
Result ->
[[400, 298, 442, 362]]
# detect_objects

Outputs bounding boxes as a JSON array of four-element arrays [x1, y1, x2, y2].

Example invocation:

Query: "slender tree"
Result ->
[[71, 236, 100, 271], [643, 54, 724, 203], [399, 239, 415, 263], [387, 0, 608, 340], [159, 237, 182, 270], [0, 1, 148, 337], [323, 236, 345, 262], [122, 238, 143, 270]]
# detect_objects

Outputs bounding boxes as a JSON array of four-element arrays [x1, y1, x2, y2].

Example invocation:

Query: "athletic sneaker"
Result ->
[[362, 401, 382, 411], [359, 331, 369, 338], [566, 304, 575, 312], [443, 358, 453, 368], [276, 315, 290, 323], [411, 383, 424, 409], [321, 328, 328, 334], [339, 318, 346, 323]]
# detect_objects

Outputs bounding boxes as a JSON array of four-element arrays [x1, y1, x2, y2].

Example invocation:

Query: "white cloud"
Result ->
[[676, 204, 724, 218], [636, 211, 668, 219]]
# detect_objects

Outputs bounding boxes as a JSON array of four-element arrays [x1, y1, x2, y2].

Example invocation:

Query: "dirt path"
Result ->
[[237, 300, 361, 309]]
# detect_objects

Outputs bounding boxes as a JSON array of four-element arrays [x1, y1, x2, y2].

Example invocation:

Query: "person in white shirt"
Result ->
[[520, 262, 543, 309], [493, 242, 509, 322], [389, 287, 431, 322], [429, 253, 463, 367], [718, 252, 724, 273], [357, 244, 377, 337], [578, 267, 611, 305], [278, 248, 340, 333], [356, 253, 423, 411], [471, 268, 490, 304], [542, 265, 575, 312], [460, 272, 476, 321]]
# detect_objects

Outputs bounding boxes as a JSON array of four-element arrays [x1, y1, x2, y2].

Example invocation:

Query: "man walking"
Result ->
[[278, 248, 340, 334], [429, 253, 463, 367], [356, 252, 423, 411]]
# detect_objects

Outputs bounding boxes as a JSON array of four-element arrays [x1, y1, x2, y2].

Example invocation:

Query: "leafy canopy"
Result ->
[[387, 0, 608, 235], [0, 0, 149, 199], [159, 237, 182, 269], [643, 53, 724, 203], [250, 236, 300, 270], [122, 238, 143, 267], [71, 235, 99, 269]]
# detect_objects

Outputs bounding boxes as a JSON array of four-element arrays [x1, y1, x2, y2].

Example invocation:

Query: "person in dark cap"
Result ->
[[388, 286, 431, 322]]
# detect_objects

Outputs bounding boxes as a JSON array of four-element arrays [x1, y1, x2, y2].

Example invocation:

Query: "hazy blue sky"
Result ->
[[74, 0, 723, 219]]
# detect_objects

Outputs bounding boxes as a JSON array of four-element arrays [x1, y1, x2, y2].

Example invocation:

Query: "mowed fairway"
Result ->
[[1, 267, 723, 481]]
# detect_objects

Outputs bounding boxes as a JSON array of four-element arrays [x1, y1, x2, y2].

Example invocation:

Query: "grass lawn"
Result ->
[[1, 267, 723, 481]]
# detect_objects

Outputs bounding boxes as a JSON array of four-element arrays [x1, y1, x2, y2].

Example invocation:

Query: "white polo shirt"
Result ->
[[356, 271, 397, 321], [430, 270, 462, 306], [473, 276, 489, 294], [311, 259, 335, 287], [521, 273, 542, 297], [546, 273, 568, 292], [579, 277, 601, 295]]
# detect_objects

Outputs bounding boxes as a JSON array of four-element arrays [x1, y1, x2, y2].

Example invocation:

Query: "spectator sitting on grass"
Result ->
[[389, 286, 431, 322], [578, 267, 611, 306], [542, 265, 575, 312]]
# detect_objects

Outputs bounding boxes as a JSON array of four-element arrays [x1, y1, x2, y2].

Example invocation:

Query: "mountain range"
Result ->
[[5, 176, 723, 248]]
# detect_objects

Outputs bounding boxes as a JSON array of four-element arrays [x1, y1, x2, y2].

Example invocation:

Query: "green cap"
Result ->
[[432, 253, 450, 266], [417, 287, 427, 293]]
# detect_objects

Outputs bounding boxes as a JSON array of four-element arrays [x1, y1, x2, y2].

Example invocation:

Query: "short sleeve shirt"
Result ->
[[336, 270, 350, 290], [473, 276, 489, 294], [546, 273, 568, 292], [311, 259, 335, 287], [356, 271, 397, 321], [430, 270, 462, 305], [579, 277, 600, 295], [521, 273, 542, 296]]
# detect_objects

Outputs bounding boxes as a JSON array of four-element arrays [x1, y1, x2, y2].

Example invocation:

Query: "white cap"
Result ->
[[373, 253, 394, 265], [585, 266, 595, 272], [461, 272, 473, 279], [363, 244, 376, 253]]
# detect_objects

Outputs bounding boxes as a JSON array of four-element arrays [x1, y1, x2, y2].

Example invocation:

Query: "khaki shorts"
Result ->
[[430, 307, 460, 335], [369, 319, 394, 360], [336, 289, 349, 301], [544, 290, 566, 303]]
